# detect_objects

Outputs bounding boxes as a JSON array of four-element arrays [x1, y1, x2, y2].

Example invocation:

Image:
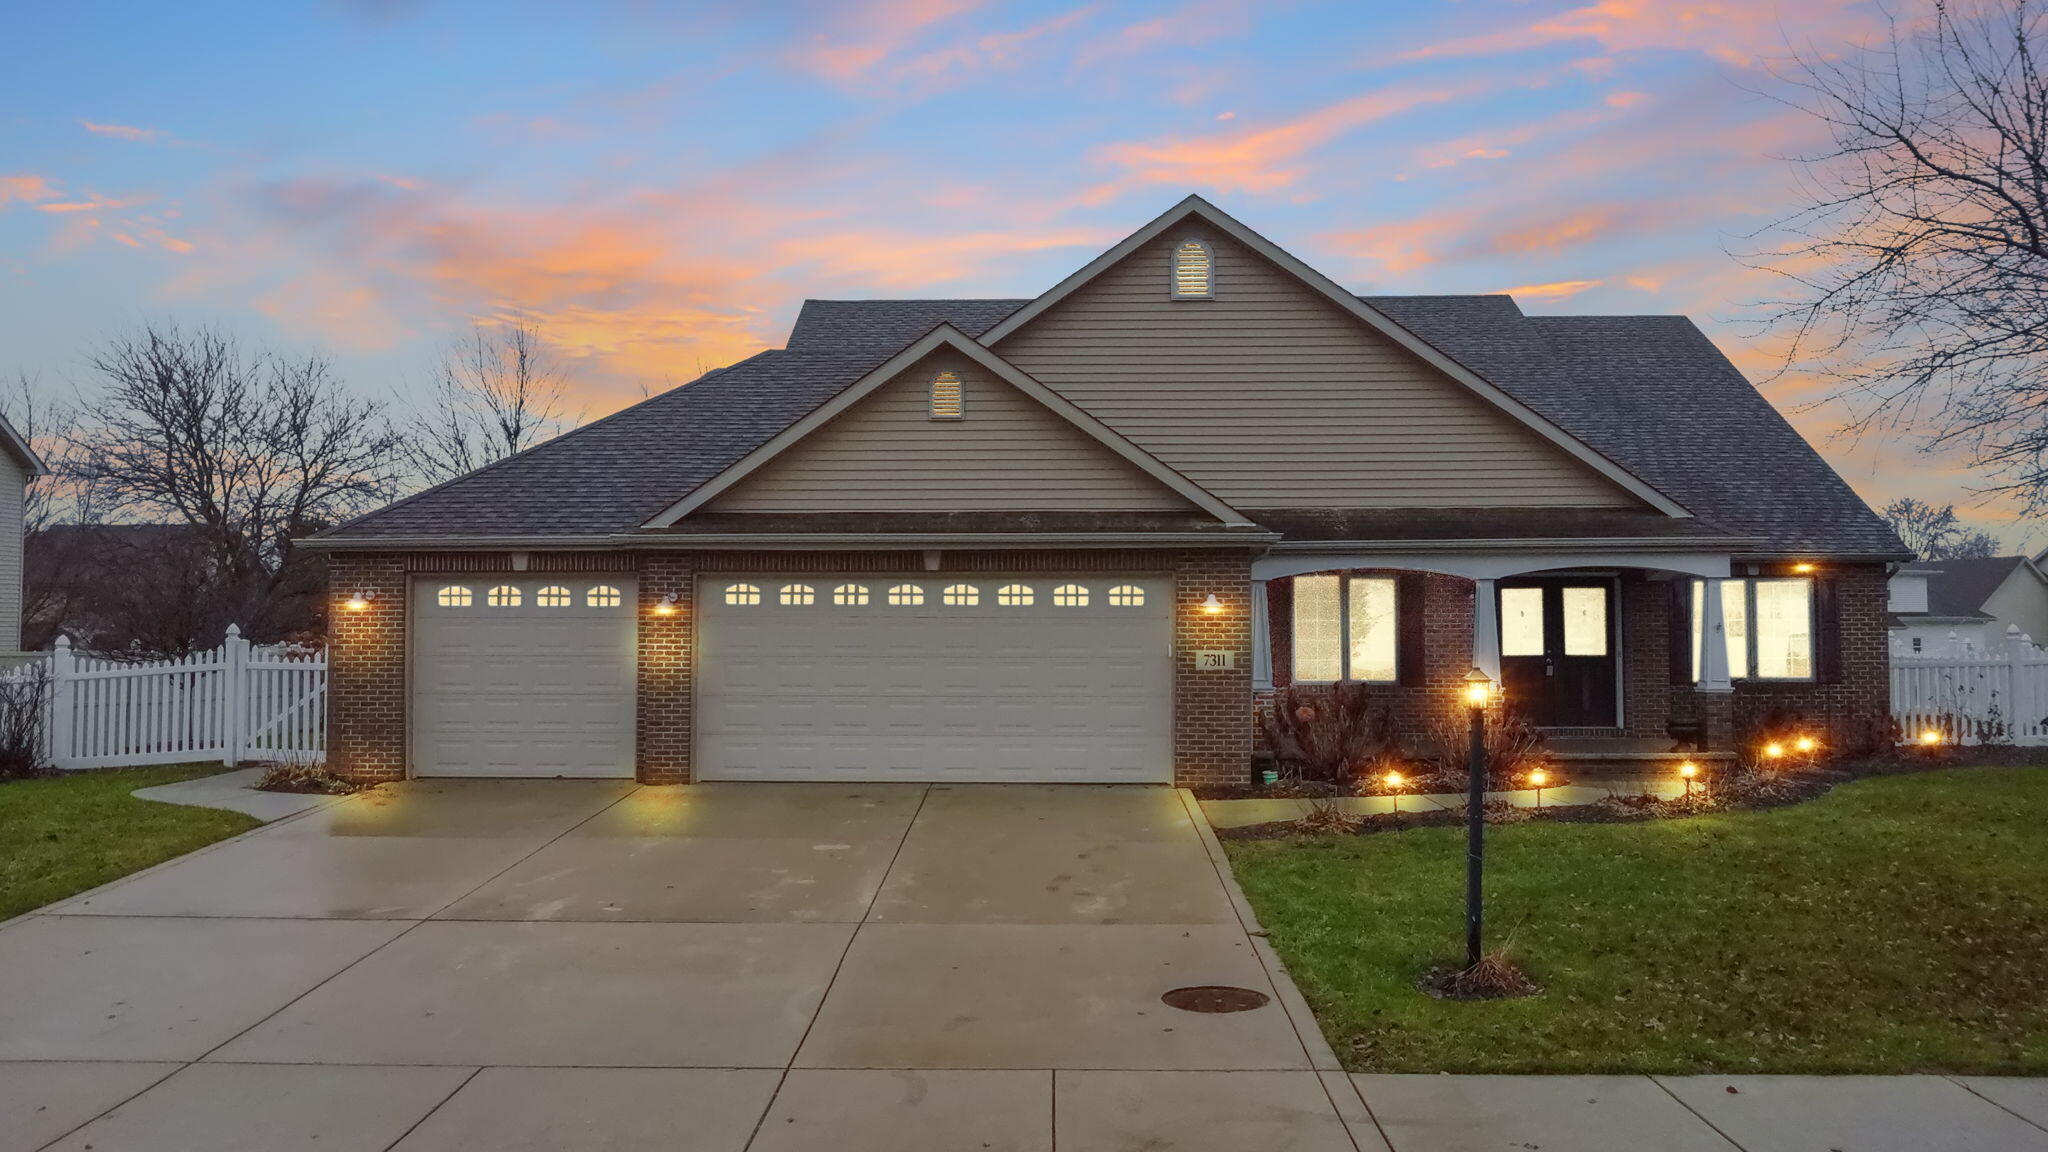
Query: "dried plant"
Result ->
[[0, 664, 50, 780], [1260, 683, 1396, 785]]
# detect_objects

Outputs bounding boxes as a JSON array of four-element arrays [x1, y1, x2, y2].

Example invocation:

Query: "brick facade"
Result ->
[[326, 546, 1259, 788]]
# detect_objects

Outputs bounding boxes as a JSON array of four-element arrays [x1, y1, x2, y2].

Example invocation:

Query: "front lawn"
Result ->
[[0, 765, 260, 921], [1225, 766, 2048, 1074]]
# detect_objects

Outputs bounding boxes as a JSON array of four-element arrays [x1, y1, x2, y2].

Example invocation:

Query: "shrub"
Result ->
[[1260, 683, 1396, 786], [0, 663, 51, 781], [1418, 706, 1551, 790], [254, 762, 362, 795]]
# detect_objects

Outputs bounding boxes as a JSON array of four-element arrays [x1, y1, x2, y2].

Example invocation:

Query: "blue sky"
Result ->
[[2, 0, 2019, 544]]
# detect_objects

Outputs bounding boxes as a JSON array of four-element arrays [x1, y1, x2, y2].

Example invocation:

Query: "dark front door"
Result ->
[[1498, 578, 1618, 728]]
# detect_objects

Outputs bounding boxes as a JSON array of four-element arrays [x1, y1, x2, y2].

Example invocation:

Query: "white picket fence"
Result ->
[[42, 626, 327, 770], [1891, 624, 2048, 746]]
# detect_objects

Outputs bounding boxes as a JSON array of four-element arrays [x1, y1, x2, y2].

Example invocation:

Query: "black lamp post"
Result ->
[[1461, 666, 1493, 971]]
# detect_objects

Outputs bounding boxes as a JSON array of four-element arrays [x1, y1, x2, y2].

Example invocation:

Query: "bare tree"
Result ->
[[66, 324, 400, 647], [1882, 496, 2005, 557], [1757, 0, 2048, 508], [404, 320, 575, 485]]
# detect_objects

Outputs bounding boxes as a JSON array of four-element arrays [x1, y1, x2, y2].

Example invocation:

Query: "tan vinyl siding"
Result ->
[[0, 455, 24, 652], [995, 223, 1643, 509], [706, 349, 1195, 513]]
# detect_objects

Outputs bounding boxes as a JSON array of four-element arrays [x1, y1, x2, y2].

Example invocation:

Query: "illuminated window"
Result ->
[[1171, 239, 1213, 299], [1691, 578, 1814, 681], [1107, 584, 1146, 607], [535, 585, 572, 607], [586, 585, 622, 608], [1292, 575, 1397, 683], [436, 585, 473, 608], [929, 371, 964, 420], [724, 583, 762, 606], [1053, 583, 1089, 607], [1562, 586, 1607, 657], [486, 584, 521, 608], [997, 583, 1034, 606], [1499, 587, 1543, 657], [780, 583, 816, 606], [887, 583, 925, 606], [833, 583, 869, 606], [942, 583, 979, 606]]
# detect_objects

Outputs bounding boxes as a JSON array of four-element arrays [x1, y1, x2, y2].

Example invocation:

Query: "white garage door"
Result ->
[[697, 575, 1171, 783], [410, 576, 636, 778]]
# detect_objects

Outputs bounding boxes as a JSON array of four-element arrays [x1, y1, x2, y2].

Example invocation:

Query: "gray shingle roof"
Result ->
[[1903, 556, 2028, 619], [322, 293, 1908, 557]]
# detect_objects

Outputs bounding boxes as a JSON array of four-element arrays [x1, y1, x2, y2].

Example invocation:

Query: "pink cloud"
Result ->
[[892, 4, 1098, 81], [1498, 277, 1605, 299], [787, 0, 984, 82], [0, 175, 59, 207], [81, 120, 166, 142], [1400, 0, 1876, 68], [1075, 0, 1252, 68]]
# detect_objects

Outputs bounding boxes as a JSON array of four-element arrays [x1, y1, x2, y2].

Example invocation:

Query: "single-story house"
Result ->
[[307, 195, 1910, 786], [1889, 556, 2048, 656]]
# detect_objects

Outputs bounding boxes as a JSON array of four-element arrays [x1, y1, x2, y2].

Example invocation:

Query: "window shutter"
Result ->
[[1269, 579, 1294, 688], [1668, 579, 1693, 686], [1814, 577, 1843, 683], [1396, 573, 1427, 686]]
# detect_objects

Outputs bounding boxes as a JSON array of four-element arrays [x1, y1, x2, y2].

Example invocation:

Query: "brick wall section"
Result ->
[[636, 554, 696, 784], [1261, 570, 1479, 746], [326, 553, 408, 783], [1618, 573, 1673, 739], [1172, 551, 1254, 787], [1705, 562, 1892, 753]]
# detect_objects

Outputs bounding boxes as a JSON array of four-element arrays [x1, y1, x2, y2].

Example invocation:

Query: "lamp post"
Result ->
[[1461, 666, 1492, 971]]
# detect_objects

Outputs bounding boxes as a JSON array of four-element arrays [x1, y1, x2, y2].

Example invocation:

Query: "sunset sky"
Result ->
[[1, 0, 2027, 546]]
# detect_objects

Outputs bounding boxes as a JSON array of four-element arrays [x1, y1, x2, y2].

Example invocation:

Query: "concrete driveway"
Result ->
[[0, 780, 1367, 1151]]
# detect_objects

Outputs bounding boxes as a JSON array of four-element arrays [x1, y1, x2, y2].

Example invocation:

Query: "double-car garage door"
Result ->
[[409, 573, 1172, 783]]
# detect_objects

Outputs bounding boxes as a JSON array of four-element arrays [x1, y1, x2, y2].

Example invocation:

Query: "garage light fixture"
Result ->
[[342, 590, 377, 612], [1201, 593, 1224, 614], [652, 594, 680, 616]]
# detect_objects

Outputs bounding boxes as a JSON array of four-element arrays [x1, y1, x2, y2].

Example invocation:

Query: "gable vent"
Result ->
[[929, 370, 964, 420], [1171, 240, 1213, 299]]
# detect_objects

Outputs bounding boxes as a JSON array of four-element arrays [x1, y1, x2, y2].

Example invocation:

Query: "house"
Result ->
[[1889, 556, 2048, 656], [0, 413, 47, 657], [307, 195, 1911, 787]]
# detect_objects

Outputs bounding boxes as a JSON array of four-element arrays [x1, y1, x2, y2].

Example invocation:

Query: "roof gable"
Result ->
[[645, 325, 1248, 527], [980, 195, 1688, 519]]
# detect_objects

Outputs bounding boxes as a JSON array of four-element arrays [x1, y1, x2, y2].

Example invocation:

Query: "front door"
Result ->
[[1498, 578, 1619, 728]]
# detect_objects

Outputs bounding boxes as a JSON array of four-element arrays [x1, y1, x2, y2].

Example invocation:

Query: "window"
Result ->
[[1912, 636, 1923, 654], [436, 585, 473, 608], [942, 583, 979, 606], [780, 583, 816, 606], [833, 583, 870, 606], [1692, 578, 1814, 681], [535, 585, 572, 607], [997, 583, 1034, 606], [1292, 575, 1398, 683], [724, 583, 762, 606], [1170, 239, 1212, 299], [486, 584, 521, 608], [1561, 586, 1608, 656], [929, 370, 964, 420], [1053, 583, 1089, 607], [887, 583, 925, 606], [586, 585, 622, 608], [1499, 586, 1543, 657], [1108, 584, 1146, 607]]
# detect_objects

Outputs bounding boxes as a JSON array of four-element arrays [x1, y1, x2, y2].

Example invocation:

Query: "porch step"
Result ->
[[1541, 735, 1736, 779]]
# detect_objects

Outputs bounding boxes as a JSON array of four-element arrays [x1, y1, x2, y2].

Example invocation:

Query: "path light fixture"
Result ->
[[1383, 768, 1406, 814], [1919, 729, 1943, 747], [1461, 666, 1493, 970], [1679, 759, 1699, 798], [1529, 768, 1548, 811], [342, 590, 377, 612]]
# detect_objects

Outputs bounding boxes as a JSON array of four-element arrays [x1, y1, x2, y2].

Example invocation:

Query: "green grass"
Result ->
[[1224, 766, 2048, 1075], [0, 765, 260, 921]]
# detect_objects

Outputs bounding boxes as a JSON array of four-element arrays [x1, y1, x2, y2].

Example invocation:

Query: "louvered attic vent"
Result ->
[[929, 370, 964, 419], [1171, 239, 1212, 299]]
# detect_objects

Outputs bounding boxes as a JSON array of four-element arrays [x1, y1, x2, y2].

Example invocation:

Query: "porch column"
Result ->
[[1471, 577, 1500, 682], [1698, 576, 1733, 692], [1250, 578, 1273, 690]]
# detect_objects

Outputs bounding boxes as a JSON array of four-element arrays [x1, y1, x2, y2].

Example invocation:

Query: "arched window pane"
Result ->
[[942, 583, 979, 606], [585, 585, 622, 608], [780, 583, 816, 606], [833, 583, 870, 606], [487, 585, 522, 608], [724, 583, 762, 606], [436, 585, 473, 608], [536, 585, 572, 607]]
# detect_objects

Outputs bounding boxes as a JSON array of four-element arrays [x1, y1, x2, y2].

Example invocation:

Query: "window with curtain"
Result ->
[[1691, 578, 1814, 681], [1292, 575, 1398, 683]]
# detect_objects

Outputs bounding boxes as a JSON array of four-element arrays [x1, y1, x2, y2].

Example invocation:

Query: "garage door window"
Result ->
[[724, 583, 762, 606], [780, 583, 816, 606], [586, 585, 622, 608], [942, 583, 979, 606], [833, 583, 869, 606], [998, 583, 1034, 606], [487, 585, 522, 608], [1053, 583, 1089, 607], [887, 583, 925, 606], [436, 585, 473, 608], [1108, 584, 1146, 607], [536, 585, 572, 607]]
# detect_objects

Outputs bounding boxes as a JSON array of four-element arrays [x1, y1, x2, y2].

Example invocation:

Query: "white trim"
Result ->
[[0, 412, 47, 476], [640, 325, 1252, 528], [1252, 549, 1733, 583], [978, 194, 1692, 519], [305, 529, 1276, 551]]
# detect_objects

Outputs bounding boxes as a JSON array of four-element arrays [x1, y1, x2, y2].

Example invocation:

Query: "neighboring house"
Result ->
[[308, 195, 1911, 787], [1889, 556, 2048, 656], [0, 413, 47, 656]]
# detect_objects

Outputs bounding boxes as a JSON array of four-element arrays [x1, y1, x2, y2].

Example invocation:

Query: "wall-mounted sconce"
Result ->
[[342, 590, 378, 612], [1201, 593, 1225, 615], [652, 593, 681, 616]]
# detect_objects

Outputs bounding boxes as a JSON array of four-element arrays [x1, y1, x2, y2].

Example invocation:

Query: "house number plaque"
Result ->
[[1194, 650, 1236, 670]]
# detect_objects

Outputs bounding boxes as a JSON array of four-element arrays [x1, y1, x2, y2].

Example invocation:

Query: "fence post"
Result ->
[[47, 636, 73, 769], [223, 625, 249, 768]]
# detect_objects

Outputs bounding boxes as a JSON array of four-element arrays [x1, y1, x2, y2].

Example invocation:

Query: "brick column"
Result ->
[[1173, 550, 1253, 788], [636, 553, 696, 784], [328, 553, 408, 783]]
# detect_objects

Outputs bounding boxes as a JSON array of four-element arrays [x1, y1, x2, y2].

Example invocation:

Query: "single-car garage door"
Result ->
[[410, 576, 636, 777], [697, 575, 1171, 782]]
